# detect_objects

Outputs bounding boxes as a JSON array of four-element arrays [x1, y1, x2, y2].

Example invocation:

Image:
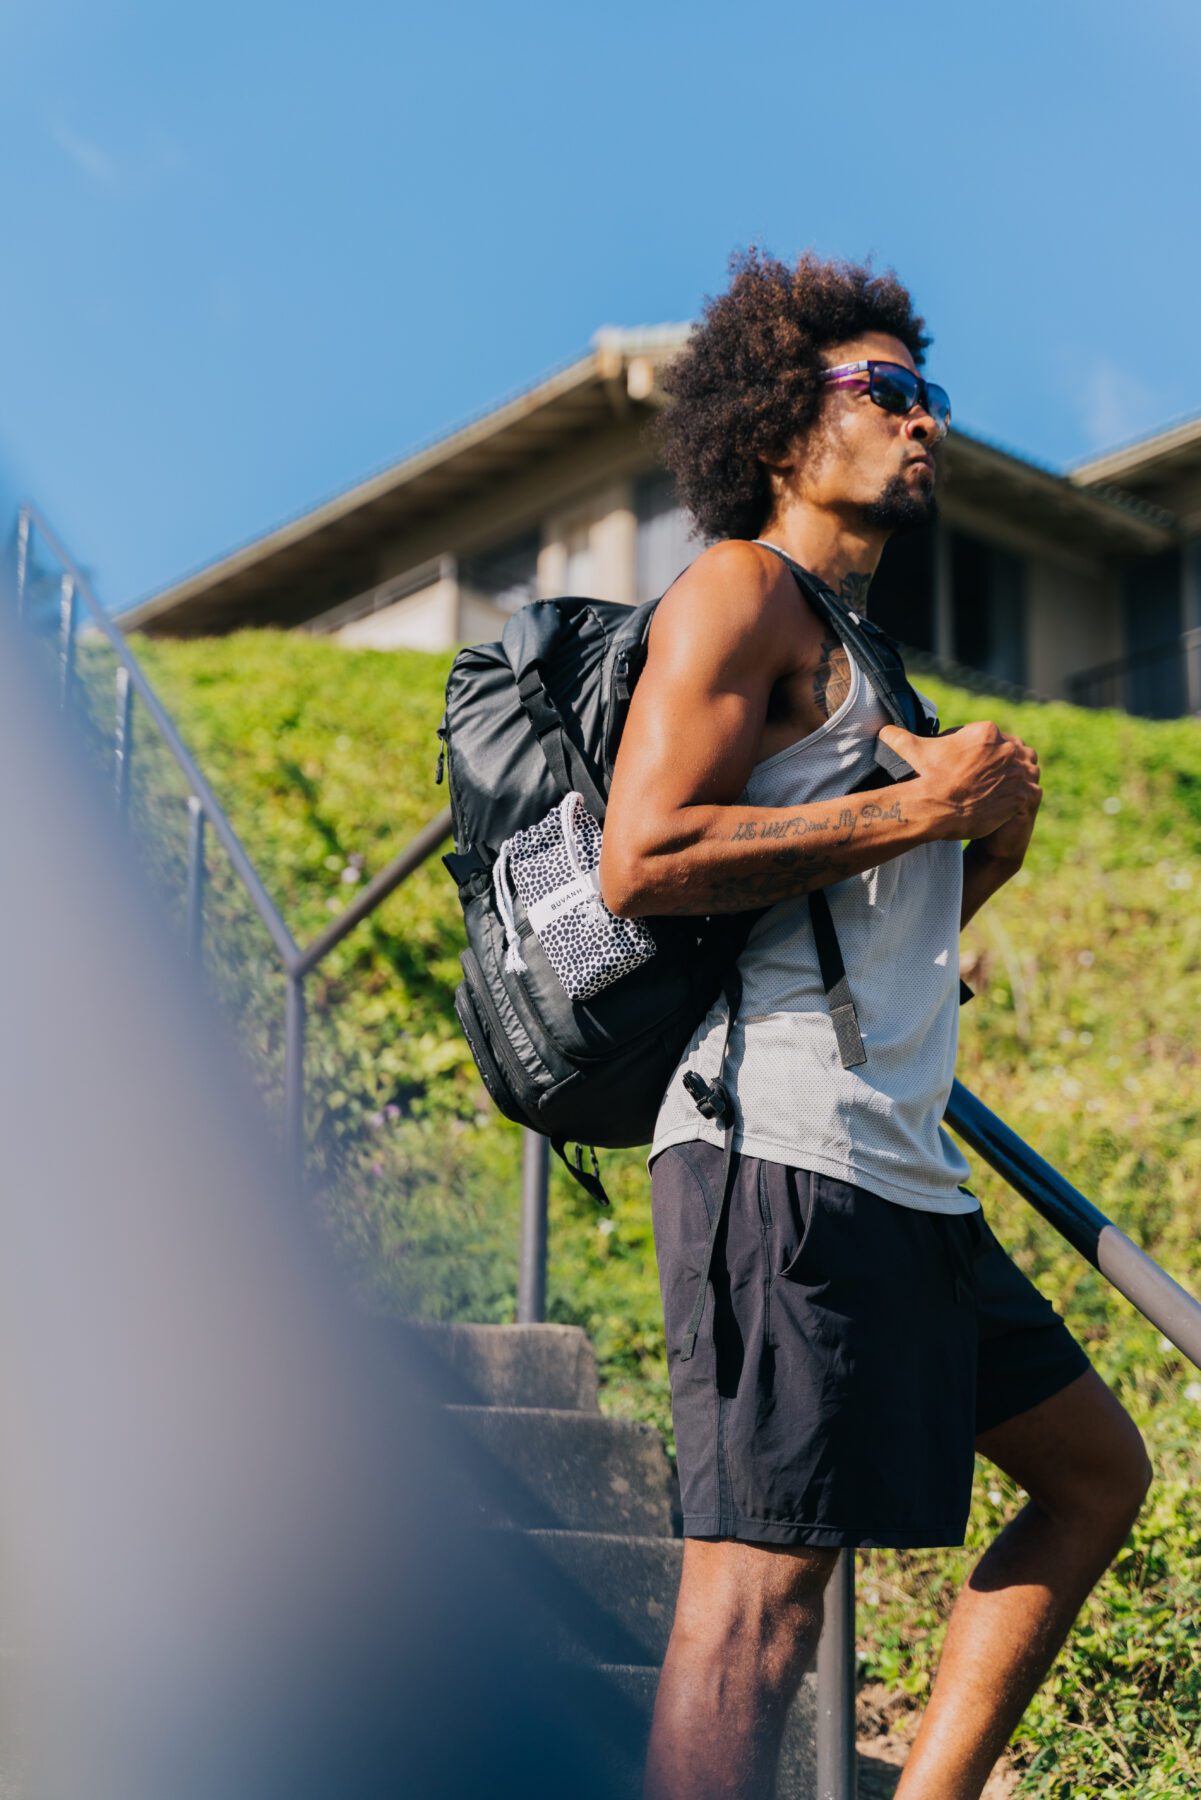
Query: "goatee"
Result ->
[[862, 474, 938, 534]]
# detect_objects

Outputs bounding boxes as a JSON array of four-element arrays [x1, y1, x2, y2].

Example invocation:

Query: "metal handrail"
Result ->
[[24, 505, 303, 967], [16, 503, 455, 1188], [946, 1081, 1201, 1367]]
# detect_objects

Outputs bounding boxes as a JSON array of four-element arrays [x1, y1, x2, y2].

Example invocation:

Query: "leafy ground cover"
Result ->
[[83, 626, 1201, 1795]]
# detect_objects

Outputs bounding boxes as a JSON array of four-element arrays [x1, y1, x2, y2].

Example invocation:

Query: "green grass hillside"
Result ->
[[105, 628, 1201, 1795]]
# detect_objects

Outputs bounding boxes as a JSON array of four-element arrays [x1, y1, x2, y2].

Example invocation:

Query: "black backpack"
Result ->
[[436, 543, 938, 1204]]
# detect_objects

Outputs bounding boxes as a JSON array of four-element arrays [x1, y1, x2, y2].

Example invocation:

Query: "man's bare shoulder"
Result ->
[[647, 539, 808, 676]]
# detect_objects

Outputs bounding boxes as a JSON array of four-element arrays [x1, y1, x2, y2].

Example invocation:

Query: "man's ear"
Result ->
[[756, 442, 795, 475]]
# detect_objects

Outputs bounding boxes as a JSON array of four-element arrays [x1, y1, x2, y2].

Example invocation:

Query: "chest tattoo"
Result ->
[[812, 636, 852, 720]]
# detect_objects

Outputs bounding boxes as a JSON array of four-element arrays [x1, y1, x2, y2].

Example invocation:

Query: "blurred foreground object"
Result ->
[[0, 560, 639, 1795]]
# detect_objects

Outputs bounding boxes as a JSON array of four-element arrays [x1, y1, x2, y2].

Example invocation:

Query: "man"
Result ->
[[598, 249, 1152, 1800]]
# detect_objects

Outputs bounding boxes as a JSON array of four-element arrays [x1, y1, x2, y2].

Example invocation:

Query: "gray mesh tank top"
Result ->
[[649, 651, 976, 1214]]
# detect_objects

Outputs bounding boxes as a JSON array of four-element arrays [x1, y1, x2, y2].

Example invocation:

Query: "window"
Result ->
[[866, 526, 935, 651], [949, 533, 1026, 686], [634, 470, 704, 603], [1121, 550, 1185, 717], [460, 530, 541, 613]]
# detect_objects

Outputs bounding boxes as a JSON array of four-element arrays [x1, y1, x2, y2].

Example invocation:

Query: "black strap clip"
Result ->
[[550, 1138, 610, 1206], [682, 1071, 733, 1127]]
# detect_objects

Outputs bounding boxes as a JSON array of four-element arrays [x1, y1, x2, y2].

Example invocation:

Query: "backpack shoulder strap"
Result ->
[[501, 601, 609, 819], [752, 540, 934, 745]]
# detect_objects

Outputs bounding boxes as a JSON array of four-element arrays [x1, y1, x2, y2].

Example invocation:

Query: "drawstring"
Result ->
[[492, 839, 527, 974]]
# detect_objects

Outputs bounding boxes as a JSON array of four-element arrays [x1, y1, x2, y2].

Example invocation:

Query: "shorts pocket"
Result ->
[[776, 1168, 820, 1284], [964, 1206, 991, 1261]]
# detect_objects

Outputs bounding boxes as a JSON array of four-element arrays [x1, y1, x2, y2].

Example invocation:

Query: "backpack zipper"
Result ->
[[461, 946, 545, 1099]]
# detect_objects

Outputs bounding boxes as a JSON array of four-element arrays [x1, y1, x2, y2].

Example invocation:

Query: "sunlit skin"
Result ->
[[615, 333, 1154, 1800]]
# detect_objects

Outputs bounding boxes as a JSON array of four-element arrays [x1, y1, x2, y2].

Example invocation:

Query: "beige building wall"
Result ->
[[333, 573, 458, 651], [542, 479, 636, 605], [1025, 559, 1122, 700], [374, 419, 652, 590], [459, 590, 512, 645]]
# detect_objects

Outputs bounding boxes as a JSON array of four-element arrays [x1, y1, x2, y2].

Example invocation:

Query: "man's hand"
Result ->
[[969, 791, 1042, 868], [877, 720, 1041, 841]]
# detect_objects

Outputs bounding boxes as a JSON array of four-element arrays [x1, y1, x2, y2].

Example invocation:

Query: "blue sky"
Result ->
[[2, 0, 1197, 611]]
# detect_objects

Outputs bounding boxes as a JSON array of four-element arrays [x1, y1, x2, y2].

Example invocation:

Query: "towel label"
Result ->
[[526, 869, 601, 936]]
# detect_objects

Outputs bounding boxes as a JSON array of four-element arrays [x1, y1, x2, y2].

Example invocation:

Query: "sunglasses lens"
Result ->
[[869, 366, 919, 416], [925, 383, 952, 435]]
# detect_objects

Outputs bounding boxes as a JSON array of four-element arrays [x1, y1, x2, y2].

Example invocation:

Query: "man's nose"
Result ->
[[903, 406, 938, 445]]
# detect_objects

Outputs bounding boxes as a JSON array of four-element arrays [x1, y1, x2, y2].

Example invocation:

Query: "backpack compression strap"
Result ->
[[677, 970, 742, 1361], [514, 668, 609, 821]]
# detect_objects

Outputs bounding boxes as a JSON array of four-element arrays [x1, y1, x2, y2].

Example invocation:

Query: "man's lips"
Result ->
[[906, 456, 935, 474]]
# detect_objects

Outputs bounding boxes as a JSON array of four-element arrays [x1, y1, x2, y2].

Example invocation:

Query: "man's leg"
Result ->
[[642, 1536, 839, 1800], [894, 1368, 1153, 1800]]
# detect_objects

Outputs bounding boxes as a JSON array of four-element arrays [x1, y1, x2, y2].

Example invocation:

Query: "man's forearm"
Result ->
[[960, 840, 1022, 928], [604, 781, 951, 917]]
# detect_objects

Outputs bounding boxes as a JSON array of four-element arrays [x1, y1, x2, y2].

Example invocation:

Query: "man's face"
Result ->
[[788, 330, 942, 534]]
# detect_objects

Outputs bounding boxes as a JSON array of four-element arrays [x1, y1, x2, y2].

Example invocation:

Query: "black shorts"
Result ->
[[651, 1140, 1092, 1550]]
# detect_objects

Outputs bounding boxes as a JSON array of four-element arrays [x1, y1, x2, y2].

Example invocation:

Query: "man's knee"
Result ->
[[983, 1371, 1152, 1542], [671, 1539, 838, 1692], [1031, 1399, 1152, 1539]]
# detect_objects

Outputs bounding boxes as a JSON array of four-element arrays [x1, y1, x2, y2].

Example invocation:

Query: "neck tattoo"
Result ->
[[837, 571, 872, 614]]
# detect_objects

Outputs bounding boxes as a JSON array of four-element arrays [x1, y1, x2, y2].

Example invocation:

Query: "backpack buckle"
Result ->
[[682, 1071, 733, 1126]]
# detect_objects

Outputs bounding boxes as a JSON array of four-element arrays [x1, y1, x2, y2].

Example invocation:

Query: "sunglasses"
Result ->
[[820, 360, 951, 440]]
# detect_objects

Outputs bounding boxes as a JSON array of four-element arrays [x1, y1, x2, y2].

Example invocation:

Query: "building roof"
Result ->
[[118, 328, 690, 635], [120, 326, 1176, 637], [1069, 411, 1201, 519]]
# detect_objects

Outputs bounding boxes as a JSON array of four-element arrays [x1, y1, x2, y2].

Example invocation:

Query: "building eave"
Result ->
[[944, 427, 1174, 555], [1068, 411, 1201, 489], [119, 327, 691, 635]]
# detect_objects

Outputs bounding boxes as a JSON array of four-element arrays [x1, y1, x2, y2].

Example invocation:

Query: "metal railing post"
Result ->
[[185, 796, 206, 966], [815, 1550, 857, 1799], [115, 666, 133, 820], [59, 574, 77, 712], [517, 1129, 549, 1323], [15, 506, 30, 627], [1186, 627, 1201, 717], [283, 972, 307, 1197]]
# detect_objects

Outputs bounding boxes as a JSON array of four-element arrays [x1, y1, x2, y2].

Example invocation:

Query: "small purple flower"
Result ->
[[384, 1103, 401, 1121]]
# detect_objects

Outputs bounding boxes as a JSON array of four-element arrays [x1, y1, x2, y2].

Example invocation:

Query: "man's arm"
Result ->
[[959, 797, 1041, 928], [598, 541, 1041, 919]]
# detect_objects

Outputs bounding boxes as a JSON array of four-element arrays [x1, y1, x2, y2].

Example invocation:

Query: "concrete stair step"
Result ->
[[446, 1404, 674, 1535], [581, 1663, 817, 1800], [375, 1321, 600, 1411], [516, 1529, 682, 1665]]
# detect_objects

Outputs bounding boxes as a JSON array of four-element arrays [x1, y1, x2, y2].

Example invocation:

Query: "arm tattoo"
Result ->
[[725, 799, 900, 846], [663, 796, 907, 911]]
